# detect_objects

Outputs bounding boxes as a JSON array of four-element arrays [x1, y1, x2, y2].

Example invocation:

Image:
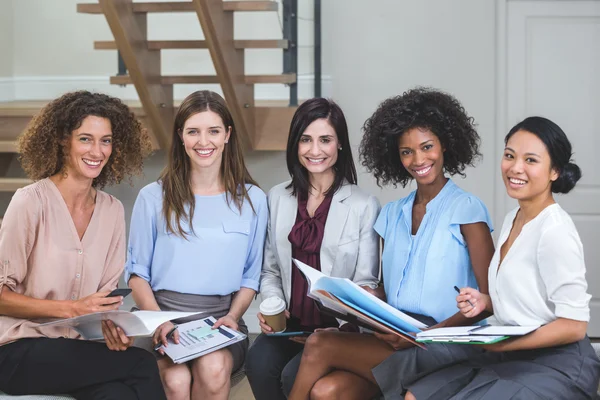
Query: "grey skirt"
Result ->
[[406, 337, 600, 400], [372, 342, 485, 399], [136, 290, 249, 372], [371, 312, 486, 399]]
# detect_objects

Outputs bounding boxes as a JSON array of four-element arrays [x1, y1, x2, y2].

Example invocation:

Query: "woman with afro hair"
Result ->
[[0, 91, 166, 399], [288, 88, 495, 400]]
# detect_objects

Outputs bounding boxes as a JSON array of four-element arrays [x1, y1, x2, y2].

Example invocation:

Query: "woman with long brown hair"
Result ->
[[126, 90, 268, 400]]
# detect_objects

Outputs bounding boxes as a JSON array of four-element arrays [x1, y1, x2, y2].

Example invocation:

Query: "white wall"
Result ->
[[1, 0, 500, 332], [9, 0, 321, 101], [0, 0, 13, 77], [1, 0, 315, 227], [323, 0, 498, 224], [0, 0, 14, 100]]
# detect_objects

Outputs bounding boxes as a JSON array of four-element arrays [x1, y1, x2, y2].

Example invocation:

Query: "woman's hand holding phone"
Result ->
[[70, 291, 121, 317]]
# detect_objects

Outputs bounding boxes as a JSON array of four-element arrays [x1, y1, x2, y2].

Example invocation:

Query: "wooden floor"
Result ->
[[230, 378, 254, 400]]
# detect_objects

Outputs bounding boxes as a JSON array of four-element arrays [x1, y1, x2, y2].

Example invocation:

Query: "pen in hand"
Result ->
[[453, 286, 476, 308], [154, 324, 178, 352]]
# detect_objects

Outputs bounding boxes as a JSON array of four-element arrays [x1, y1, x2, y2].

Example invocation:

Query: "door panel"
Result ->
[[505, 0, 600, 336]]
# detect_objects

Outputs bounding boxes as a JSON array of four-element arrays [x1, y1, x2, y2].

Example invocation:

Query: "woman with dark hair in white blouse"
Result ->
[[405, 117, 600, 400]]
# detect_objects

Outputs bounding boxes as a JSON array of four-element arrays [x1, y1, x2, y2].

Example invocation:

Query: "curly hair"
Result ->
[[17, 91, 153, 189], [359, 87, 481, 188]]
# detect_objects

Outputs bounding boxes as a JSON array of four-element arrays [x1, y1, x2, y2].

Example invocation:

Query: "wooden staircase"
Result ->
[[77, 0, 298, 151], [0, 0, 298, 199], [0, 103, 37, 193]]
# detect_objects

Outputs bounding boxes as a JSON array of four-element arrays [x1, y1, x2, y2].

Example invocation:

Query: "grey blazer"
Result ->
[[260, 180, 381, 306]]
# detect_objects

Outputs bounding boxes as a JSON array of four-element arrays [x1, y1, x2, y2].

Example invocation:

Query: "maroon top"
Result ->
[[287, 191, 338, 329]]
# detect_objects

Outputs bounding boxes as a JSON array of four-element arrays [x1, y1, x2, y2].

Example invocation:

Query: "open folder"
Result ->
[[293, 259, 428, 349], [416, 325, 540, 344], [39, 310, 203, 340]]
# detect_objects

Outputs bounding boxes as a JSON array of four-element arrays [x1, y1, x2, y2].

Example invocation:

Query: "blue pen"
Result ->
[[469, 324, 491, 333], [453, 286, 475, 308], [154, 324, 178, 351]]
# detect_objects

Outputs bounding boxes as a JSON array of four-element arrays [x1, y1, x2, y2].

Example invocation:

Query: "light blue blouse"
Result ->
[[125, 182, 268, 295], [374, 179, 492, 323]]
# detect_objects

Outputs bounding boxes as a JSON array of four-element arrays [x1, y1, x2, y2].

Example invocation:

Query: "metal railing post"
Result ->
[[283, 0, 298, 106], [314, 0, 321, 98]]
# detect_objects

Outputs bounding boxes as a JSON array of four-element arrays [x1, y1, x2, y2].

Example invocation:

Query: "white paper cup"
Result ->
[[260, 297, 287, 333]]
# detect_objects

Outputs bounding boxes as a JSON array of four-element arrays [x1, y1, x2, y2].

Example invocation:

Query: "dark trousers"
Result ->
[[245, 333, 305, 400], [0, 338, 167, 400]]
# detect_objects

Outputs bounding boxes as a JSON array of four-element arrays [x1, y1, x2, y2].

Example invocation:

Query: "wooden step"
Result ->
[[253, 106, 297, 150], [0, 101, 295, 151], [77, 1, 278, 14], [110, 73, 297, 85], [0, 101, 149, 145], [245, 74, 296, 84], [0, 141, 17, 153], [95, 39, 289, 50], [0, 115, 33, 141], [0, 178, 33, 192], [222, 1, 278, 12]]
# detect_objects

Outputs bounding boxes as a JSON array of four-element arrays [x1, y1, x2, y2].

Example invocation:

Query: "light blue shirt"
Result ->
[[125, 182, 268, 295], [374, 179, 492, 323]]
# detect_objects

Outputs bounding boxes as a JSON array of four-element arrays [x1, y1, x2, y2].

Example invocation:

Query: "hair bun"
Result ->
[[552, 162, 581, 194]]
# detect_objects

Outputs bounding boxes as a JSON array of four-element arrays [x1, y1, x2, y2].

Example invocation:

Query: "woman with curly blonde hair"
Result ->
[[0, 91, 166, 399]]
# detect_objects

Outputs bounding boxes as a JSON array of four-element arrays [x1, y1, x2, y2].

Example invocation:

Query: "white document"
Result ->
[[39, 310, 203, 340], [293, 259, 427, 333], [417, 325, 539, 338], [161, 316, 247, 364], [422, 335, 507, 344]]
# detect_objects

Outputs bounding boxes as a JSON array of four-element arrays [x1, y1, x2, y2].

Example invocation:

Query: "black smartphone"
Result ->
[[106, 288, 132, 298]]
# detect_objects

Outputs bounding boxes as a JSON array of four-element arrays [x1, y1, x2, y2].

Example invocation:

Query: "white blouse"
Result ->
[[489, 203, 590, 326]]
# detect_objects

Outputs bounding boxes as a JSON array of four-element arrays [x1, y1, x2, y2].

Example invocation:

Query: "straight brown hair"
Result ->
[[160, 90, 258, 238]]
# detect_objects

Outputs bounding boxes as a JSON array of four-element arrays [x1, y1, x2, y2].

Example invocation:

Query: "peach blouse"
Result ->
[[0, 178, 125, 346]]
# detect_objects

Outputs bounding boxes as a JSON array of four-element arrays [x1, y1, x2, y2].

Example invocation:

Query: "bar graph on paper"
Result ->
[[161, 316, 246, 363]]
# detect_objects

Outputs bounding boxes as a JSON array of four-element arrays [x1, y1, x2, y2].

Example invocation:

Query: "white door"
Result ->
[[500, 0, 600, 336]]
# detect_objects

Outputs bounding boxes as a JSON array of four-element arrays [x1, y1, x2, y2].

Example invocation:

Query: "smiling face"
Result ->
[[181, 110, 231, 172], [297, 118, 340, 177], [501, 129, 558, 201], [397, 127, 445, 186], [65, 115, 113, 181]]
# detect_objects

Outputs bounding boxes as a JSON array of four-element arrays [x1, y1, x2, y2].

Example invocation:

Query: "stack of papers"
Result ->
[[161, 316, 246, 364], [416, 325, 540, 344]]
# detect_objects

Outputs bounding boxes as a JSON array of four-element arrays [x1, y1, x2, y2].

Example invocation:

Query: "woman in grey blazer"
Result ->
[[245, 98, 381, 400]]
